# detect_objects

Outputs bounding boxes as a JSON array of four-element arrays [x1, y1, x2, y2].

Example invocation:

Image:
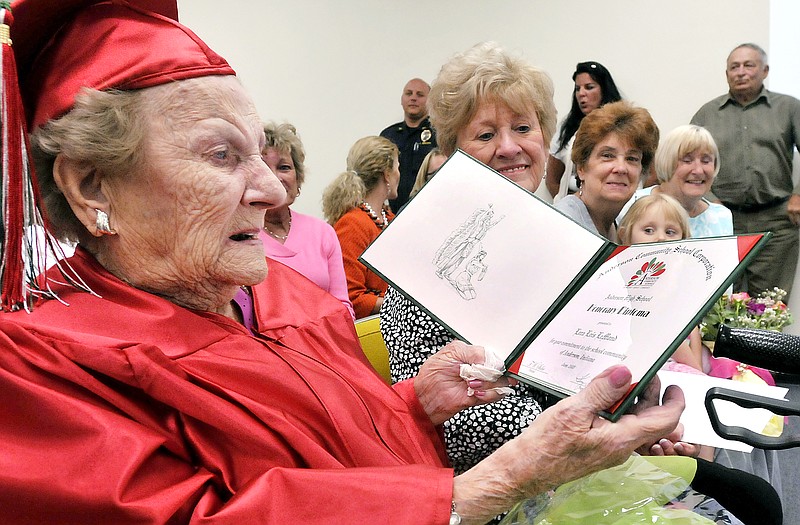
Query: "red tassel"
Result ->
[[0, 6, 95, 311], [1, 6, 49, 311]]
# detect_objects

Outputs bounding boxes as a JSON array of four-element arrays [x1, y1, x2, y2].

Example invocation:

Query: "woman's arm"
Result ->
[[382, 287, 552, 473], [670, 327, 704, 372], [323, 223, 356, 319], [334, 213, 381, 318]]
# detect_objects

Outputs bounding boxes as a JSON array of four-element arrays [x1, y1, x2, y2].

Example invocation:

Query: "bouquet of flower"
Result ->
[[700, 287, 793, 342]]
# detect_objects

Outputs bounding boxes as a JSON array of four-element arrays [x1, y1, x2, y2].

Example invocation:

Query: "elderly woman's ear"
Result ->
[[52, 154, 112, 238]]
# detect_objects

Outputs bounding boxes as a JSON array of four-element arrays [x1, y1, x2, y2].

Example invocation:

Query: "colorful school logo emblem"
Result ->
[[627, 258, 666, 287]]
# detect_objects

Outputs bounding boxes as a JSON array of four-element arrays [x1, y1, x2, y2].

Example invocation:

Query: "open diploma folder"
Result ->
[[360, 150, 769, 421]]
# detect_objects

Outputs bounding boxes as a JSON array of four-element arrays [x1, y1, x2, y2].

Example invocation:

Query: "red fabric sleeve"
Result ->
[[0, 323, 455, 525], [393, 378, 451, 466], [195, 466, 454, 524]]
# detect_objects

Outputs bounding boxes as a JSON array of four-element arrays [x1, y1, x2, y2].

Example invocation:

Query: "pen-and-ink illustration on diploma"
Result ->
[[432, 204, 503, 300]]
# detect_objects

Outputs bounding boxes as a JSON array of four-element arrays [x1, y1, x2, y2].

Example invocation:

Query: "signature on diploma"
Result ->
[[571, 373, 591, 391], [525, 361, 548, 374]]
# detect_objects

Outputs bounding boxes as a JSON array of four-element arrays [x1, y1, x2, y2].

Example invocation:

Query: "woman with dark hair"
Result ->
[[545, 61, 623, 202]]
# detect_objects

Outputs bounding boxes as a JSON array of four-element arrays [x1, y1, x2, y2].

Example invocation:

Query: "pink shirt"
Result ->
[[260, 210, 355, 319]]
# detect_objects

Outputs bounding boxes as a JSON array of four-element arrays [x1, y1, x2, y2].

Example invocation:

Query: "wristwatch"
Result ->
[[450, 501, 462, 525]]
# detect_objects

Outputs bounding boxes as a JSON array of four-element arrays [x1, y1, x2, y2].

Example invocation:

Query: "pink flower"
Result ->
[[730, 292, 750, 303]]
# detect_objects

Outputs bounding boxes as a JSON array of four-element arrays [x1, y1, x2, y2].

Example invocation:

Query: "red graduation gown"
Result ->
[[0, 248, 453, 524]]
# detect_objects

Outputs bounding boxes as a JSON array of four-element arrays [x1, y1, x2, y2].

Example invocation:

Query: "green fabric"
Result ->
[[640, 455, 697, 483], [500, 455, 712, 525]]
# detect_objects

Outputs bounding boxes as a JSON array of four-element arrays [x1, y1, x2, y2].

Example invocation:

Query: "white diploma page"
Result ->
[[658, 370, 788, 452], [513, 238, 743, 398], [360, 150, 610, 360]]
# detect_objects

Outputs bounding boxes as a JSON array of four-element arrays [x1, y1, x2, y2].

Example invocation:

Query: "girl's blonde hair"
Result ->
[[618, 193, 691, 245], [322, 136, 398, 224], [409, 148, 446, 199]]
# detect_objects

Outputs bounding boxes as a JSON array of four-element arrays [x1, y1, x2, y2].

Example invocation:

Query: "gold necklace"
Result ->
[[265, 214, 292, 240]]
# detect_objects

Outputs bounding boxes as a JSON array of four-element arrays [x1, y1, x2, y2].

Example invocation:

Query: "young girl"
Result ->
[[618, 194, 705, 373], [621, 194, 784, 506]]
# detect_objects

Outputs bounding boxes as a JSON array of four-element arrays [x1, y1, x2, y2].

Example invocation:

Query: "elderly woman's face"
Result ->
[[577, 132, 641, 208], [263, 147, 298, 207], [662, 149, 716, 201], [456, 100, 546, 192], [104, 76, 286, 302]]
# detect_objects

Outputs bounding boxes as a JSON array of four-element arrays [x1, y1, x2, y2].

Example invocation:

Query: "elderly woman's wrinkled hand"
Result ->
[[451, 365, 685, 524], [415, 340, 514, 426], [510, 366, 685, 491]]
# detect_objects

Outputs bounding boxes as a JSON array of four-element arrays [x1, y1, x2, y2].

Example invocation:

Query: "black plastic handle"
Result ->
[[714, 325, 800, 375], [705, 386, 800, 450]]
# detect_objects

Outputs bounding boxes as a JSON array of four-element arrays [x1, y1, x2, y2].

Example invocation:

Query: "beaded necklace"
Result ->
[[265, 214, 292, 241], [359, 202, 388, 229]]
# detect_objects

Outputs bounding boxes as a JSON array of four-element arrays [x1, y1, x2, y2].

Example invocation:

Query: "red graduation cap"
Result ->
[[0, 0, 235, 310], [13, 0, 235, 130]]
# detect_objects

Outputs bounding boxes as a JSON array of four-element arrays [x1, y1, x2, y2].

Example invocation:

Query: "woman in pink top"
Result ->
[[260, 123, 355, 319]]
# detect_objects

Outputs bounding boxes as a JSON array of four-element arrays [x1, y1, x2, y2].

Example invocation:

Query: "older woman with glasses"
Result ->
[[260, 122, 354, 318]]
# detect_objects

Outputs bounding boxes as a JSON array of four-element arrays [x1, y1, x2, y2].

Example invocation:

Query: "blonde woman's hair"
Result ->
[[618, 193, 691, 245], [654, 125, 720, 184], [428, 41, 557, 156], [409, 148, 446, 199], [263, 122, 307, 188], [322, 136, 398, 224]]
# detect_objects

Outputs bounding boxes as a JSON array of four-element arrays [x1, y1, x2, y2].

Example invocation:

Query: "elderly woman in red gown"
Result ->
[[0, 1, 683, 523]]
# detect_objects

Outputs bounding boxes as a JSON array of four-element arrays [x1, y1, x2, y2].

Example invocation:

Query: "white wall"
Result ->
[[179, 0, 769, 218], [769, 0, 800, 333], [181, 1, 800, 330]]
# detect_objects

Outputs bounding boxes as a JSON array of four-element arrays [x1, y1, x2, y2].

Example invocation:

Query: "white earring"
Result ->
[[95, 209, 117, 235]]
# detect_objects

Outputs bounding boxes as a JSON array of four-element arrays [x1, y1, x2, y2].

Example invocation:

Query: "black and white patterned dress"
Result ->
[[380, 286, 556, 474]]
